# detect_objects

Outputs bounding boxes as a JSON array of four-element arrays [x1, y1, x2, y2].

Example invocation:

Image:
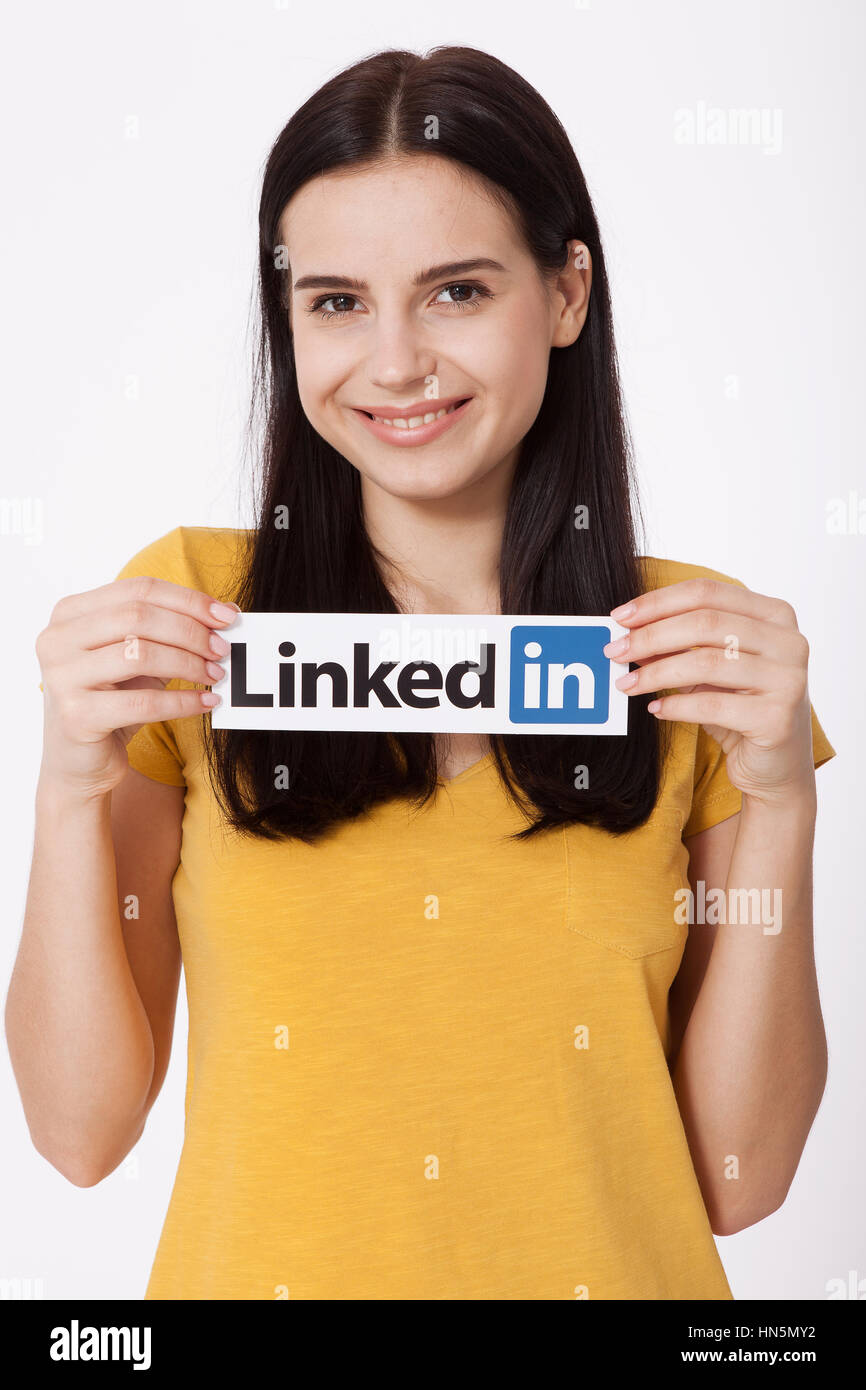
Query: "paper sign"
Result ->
[[209, 612, 632, 734]]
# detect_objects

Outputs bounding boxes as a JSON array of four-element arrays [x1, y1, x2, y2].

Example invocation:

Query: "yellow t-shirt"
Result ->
[[114, 527, 836, 1300]]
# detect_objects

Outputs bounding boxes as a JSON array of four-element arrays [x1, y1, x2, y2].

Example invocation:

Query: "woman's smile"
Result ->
[[350, 395, 474, 446]]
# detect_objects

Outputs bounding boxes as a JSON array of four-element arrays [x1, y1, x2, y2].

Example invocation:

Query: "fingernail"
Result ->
[[201, 692, 221, 707], [209, 632, 231, 656], [615, 671, 638, 689], [206, 661, 226, 681], [210, 602, 239, 624], [604, 636, 630, 657], [610, 602, 636, 620]]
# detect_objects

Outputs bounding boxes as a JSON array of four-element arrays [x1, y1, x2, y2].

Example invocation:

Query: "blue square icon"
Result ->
[[509, 625, 611, 724]]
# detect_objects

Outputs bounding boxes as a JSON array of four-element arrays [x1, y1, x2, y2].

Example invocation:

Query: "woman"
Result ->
[[9, 45, 835, 1300]]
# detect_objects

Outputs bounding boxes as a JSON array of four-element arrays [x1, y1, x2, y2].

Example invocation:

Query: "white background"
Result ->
[[0, 0, 861, 1300]]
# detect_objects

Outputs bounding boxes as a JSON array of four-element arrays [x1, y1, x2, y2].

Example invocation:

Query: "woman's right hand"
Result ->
[[35, 575, 239, 798]]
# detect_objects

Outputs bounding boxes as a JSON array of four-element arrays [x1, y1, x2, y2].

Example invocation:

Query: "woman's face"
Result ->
[[279, 154, 589, 505]]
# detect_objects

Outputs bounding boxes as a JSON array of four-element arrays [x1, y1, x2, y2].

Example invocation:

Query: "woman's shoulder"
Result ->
[[113, 525, 254, 603], [638, 554, 748, 595]]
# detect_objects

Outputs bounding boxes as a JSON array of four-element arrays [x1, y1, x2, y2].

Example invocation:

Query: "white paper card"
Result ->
[[209, 612, 632, 734]]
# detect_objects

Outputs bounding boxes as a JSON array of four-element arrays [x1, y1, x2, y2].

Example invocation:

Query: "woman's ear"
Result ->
[[550, 239, 593, 347]]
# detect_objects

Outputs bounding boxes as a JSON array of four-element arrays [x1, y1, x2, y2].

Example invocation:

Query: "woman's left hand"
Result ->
[[602, 577, 817, 805]]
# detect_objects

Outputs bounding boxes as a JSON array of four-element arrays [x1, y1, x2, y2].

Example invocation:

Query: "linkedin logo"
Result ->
[[210, 611, 628, 734], [508, 625, 611, 724]]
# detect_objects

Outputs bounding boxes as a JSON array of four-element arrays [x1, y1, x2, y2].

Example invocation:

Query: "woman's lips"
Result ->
[[351, 397, 473, 447]]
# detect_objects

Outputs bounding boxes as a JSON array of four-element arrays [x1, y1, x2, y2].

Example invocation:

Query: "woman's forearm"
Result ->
[[671, 782, 827, 1235], [5, 776, 155, 1185]]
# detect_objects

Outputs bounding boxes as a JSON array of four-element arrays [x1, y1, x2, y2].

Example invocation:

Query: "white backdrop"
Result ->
[[1, 0, 861, 1301]]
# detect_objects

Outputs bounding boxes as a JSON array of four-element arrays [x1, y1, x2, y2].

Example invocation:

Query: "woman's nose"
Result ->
[[365, 317, 436, 386]]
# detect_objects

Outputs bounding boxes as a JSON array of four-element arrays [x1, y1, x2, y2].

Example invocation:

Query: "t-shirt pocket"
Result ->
[[561, 805, 690, 959]]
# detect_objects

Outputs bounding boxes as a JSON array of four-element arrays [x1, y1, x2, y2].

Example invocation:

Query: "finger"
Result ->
[[49, 574, 239, 630], [66, 685, 221, 741], [611, 577, 801, 633], [644, 689, 772, 735], [56, 639, 225, 693], [627, 646, 692, 669], [605, 608, 807, 666], [620, 650, 805, 700], [43, 597, 235, 670]]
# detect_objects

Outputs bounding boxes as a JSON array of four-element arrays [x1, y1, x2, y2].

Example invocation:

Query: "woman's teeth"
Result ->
[[367, 401, 465, 429]]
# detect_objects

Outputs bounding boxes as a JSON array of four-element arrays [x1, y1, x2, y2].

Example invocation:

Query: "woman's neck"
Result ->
[[360, 467, 512, 616]]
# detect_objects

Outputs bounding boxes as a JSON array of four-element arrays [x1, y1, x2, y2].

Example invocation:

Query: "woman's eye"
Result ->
[[433, 282, 491, 310], [308, 294, 358, 320], [306, 282, 493, 322]]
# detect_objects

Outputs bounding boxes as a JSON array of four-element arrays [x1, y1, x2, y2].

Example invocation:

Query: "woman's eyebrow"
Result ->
[[292, 257, 508, 293]]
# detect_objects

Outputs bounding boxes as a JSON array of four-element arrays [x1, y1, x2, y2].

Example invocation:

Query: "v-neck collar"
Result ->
[[436, 751, 495, 787]]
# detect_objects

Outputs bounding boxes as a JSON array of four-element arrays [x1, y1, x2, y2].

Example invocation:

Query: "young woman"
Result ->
[[9, 46, 835, 1301]]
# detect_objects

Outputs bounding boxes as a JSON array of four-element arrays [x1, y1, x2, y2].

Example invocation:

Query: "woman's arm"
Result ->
[[6, 571, 229, 1185], [670, 785, 826, 1236], [5, 770, 184, 1186], [605, 575, 831, 1237]]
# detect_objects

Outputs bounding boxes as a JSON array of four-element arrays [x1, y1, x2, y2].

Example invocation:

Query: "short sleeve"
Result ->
[[113, 529, 190, 788], [683, 703, 836, 838]]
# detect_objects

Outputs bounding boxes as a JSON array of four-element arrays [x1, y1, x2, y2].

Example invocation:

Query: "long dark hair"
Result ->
[[202, 44, 669, 845]]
